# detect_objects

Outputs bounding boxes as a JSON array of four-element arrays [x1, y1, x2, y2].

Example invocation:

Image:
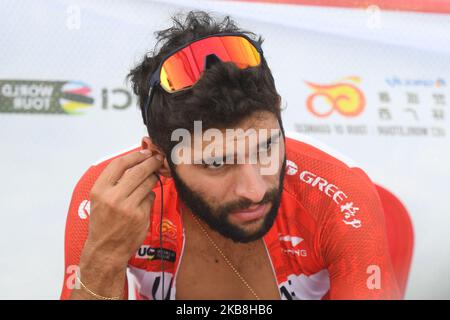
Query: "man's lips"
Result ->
[[229, 203, 269, 223]]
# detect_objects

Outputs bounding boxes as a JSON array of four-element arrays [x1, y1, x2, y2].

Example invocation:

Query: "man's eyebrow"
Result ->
[[201, 130, 281, 164]]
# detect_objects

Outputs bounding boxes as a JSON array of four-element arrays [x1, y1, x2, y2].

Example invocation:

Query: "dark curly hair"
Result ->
[[128, 10, 283, 160]]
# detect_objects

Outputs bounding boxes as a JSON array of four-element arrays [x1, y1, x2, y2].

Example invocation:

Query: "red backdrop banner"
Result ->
[[229, 0, 450, 14]]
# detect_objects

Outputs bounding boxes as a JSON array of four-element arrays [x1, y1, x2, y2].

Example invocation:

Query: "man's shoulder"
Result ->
[[283, 133, 382, 233], [285, 132, 359, 171], [283, 132, 376, 199]]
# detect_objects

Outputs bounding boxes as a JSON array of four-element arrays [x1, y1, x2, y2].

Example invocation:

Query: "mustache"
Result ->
[[218, 188, 279, 216]]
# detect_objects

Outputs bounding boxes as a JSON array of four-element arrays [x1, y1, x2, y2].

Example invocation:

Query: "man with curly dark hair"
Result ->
[[62, 10, 401, 300]]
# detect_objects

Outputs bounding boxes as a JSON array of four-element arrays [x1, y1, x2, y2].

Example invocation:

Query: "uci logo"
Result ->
[[136, 245, 156, 260]]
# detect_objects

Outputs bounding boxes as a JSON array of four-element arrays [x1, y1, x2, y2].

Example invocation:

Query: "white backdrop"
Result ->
[[1, 0, 449, 299]]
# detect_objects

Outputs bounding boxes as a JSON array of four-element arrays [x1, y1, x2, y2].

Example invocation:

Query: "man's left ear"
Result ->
[[157, 157, 172, 178], [141, 136, 172, 178]]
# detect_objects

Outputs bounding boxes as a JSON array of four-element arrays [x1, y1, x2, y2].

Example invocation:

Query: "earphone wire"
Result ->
[[155, 173, 165, 300]]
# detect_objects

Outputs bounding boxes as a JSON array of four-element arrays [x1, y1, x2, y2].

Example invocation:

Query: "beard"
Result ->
[[170, 157, 286, 243]]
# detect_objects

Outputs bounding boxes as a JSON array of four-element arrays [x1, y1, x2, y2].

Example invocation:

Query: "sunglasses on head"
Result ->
[[142, 33, 264, 126]]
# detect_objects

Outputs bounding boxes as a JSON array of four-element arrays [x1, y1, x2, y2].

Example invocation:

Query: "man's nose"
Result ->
[[233, 164, 266, 204]]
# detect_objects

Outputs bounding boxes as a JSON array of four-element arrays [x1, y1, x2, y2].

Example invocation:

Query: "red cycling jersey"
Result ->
[[61, 134, 401, 300]]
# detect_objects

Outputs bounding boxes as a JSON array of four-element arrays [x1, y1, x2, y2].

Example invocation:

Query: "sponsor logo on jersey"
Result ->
[[285, 162, 364, 229], [279, 234, 303, 247], [300, 171, 363, 228], [77, 200, 90, 219], [298, 170, 362, 228], [285, 160, 298, 176], [299, 170, 348, 205], [283, 248, 307, 257], [156, 218, 178, 243], [136, 245, 176, 263], [279, 234, 307, 257]]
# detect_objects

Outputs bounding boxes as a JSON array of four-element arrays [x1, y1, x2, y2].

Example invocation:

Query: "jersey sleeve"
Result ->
[[60, 166, 129, 300], [316, 167, 401, 299]]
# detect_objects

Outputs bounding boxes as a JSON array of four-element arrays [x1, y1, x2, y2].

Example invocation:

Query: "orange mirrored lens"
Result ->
[[160, 36, 261, 92]]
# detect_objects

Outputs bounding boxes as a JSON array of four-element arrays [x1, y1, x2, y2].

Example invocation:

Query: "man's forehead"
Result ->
[[196, 127, 279, 150], [195, 113, 279, 144], [168, 111, 282, 165]]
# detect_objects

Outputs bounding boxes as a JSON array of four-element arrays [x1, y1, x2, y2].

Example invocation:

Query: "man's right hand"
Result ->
[[72, 149, 163, 299]]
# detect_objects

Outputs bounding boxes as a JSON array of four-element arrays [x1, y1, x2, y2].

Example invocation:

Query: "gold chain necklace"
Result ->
[[190, 212, 261, 300]]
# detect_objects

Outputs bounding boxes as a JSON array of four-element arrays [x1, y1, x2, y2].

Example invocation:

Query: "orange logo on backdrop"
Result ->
[[305, 76, 365, 118]]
